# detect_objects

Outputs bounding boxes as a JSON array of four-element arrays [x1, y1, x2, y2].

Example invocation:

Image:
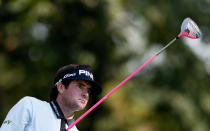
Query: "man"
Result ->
[[0, 64, 102, 131]]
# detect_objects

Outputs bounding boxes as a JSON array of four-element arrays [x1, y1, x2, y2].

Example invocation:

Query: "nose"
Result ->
[[81, 89, 89, 99]]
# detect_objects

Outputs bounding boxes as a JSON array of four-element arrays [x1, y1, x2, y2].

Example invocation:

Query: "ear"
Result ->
[[57, 82, 65, 94]]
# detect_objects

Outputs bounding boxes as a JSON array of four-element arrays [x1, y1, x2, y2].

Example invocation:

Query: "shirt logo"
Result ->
[[3, 120, 12, 125]]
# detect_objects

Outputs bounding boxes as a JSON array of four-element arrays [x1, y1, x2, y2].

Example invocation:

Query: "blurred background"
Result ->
[[0, 0, 210, 130]]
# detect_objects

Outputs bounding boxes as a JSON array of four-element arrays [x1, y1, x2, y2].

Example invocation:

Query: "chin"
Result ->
[[77, 104, 86, 111], [80, 105, 86, 110]]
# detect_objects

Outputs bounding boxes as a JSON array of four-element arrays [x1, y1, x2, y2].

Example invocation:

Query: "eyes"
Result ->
[[75, 83, 92, 94]]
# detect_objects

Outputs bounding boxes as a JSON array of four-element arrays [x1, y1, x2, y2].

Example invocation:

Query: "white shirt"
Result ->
[[0, 96, 78, 131]]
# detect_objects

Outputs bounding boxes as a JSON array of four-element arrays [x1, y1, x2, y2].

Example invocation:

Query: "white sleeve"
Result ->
[[0, 96, 33, 131]]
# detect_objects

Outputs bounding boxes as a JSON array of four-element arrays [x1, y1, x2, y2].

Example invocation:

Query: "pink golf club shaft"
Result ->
[[67, 36, 179, 131]]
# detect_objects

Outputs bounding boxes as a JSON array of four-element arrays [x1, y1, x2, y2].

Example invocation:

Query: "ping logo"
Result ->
[[79, 70, 94, 80]]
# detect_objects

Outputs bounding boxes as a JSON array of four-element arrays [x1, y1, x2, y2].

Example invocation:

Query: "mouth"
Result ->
[[78, 99, 86, 104]]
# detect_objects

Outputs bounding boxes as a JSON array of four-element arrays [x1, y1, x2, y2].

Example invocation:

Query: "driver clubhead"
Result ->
[[178, 17, 201, 39]]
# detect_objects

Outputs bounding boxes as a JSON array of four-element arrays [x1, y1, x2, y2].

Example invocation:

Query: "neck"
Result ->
[[56, 97, 75, 120]]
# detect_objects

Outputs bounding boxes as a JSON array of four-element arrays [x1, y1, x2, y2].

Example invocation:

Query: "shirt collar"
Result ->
[[50, 100, 75, 126], [50, 100, 65, 119]]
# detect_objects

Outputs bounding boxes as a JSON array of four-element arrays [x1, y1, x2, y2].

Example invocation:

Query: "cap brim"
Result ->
[[88, 81, 102, 96]]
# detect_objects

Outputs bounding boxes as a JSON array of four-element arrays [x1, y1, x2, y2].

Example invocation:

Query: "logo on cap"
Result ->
[[55, 69, 95, 86], [79, 70, 94, 80], [63, 73, 76, 79]]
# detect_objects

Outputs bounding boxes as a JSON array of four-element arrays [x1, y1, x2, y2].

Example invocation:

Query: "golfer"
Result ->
[[0, 64, 102, 131]]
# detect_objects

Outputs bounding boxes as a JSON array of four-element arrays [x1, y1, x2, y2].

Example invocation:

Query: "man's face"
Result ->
[[61, 80, 91, 111]]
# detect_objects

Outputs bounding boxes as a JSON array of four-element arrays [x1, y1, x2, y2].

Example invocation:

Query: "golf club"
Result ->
[[67, 17, 201, 131]]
